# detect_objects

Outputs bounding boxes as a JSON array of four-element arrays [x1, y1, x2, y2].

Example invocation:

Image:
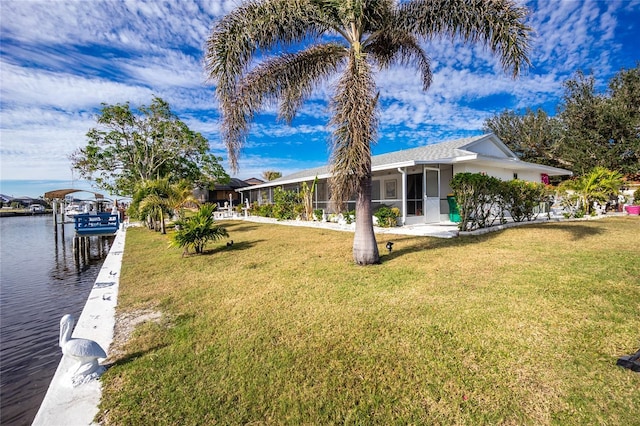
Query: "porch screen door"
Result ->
[[424, 168, 440, 223]]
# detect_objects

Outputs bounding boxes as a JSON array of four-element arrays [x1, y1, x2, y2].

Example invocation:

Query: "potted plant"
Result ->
[[625, 188, 640, 215]]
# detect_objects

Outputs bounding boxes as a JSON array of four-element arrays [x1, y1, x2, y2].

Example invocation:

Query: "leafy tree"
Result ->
[[206, 0, 531, 265], [171, 204, 229, 255], [558, 167, 623, 215], [71, 97, 228, 196], [483, 108, 567, 169], [553, 67, 640, 176], [485, 65, 640, 179], [262, 171, 282, 181]]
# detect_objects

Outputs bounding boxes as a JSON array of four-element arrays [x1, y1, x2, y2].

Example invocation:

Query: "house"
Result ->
[[236, 134, 572, 225], [194, 178, 265, 207], [0, 194, 48, 209]]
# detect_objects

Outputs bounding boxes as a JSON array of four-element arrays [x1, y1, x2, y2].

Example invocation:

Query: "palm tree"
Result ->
[[262, 170, 282, 181], [137, 179, 173, 234], [171, 204, 229, 255], [206, 0, 531, 265], [559, 167, 623, 215], [170, 180, 201, 220]]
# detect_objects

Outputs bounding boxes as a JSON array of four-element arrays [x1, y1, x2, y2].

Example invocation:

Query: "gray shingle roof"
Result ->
[[371, 134, 487, 166], [267, 134, 488, 185]]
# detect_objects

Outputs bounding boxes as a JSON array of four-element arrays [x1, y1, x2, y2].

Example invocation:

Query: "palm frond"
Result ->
[[206, 0, 334, 171], [399, 0, 531, 77], [239, 43, 347, 124], [366, 30, 432, 90]]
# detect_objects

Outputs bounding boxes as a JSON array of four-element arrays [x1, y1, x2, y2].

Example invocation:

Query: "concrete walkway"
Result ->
[[236, 215, 461, 238], [32, 226, 126, 426]]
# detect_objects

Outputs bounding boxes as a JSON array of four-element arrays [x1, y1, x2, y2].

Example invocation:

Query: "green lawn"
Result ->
[[100, 217, 640, 425]]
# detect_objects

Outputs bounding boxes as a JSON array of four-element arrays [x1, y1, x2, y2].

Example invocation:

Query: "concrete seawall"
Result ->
[[32, 226, 126, 426]]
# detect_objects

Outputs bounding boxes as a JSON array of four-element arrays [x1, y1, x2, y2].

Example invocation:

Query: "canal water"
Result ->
[[0, 214, 114, 425]]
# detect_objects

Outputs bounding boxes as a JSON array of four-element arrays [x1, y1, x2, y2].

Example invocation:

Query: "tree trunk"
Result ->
[[160, 210, 166, 234], [353, 174, 380, 265]]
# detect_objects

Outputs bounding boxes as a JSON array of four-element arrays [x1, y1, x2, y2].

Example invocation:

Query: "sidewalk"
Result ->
[[235, 215, 460, 238]]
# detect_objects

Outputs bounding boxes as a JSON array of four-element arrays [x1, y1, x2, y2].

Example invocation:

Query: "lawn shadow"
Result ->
[[102, 343, 169, 370], [378, 235, 467, 261], [497, 221, 606, 240], [223, 224, 260, 233], [377, 221, 606, 261], [546, 223, 605, 240], [200, 239, 266, 256]]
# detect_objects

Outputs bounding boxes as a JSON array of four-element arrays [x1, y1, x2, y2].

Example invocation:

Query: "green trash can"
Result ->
[[447, 195, 460, 222]]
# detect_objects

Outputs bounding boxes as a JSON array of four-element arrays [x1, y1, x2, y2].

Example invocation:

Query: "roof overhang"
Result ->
[[236, 172, 332, 192], [453, 155, 573, 176]]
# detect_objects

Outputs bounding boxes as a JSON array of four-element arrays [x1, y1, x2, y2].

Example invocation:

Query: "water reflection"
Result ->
[[0, 215, 113, 425]]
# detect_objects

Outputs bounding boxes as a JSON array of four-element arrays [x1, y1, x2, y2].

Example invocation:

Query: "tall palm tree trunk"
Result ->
[[353, 172, 379, 265]]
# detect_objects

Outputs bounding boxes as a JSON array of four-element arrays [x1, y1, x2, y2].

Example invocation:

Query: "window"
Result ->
[[384, 180, 397, 199]]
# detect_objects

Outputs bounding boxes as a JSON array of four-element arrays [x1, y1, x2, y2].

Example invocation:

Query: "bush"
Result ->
[[451, 173, 551, 230], [249, 202, 274, 218], [450, 173, 504, 231], [273, 187, 302, 220], [504, 180, 548, 222], [374, 205, 400, 227], [633, 188, 640, 205]]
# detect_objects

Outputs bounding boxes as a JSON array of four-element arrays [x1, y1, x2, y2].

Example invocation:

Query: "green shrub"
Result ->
[[374, 205, 400, 227], [633, 188, 640, 204], [313, 209, 323, 221], [273, 187, 302, 220], [504, 180, 548, 222], [250, 202, 274, 218], [450, 173, 504, 231]]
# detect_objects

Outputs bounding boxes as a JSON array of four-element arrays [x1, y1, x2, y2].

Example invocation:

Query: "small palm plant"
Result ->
[[171, 204, 229, 255], [559, 167, 623, 215]]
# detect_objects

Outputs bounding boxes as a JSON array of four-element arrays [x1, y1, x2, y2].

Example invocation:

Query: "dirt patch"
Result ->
[[107, 309, 163, 361]]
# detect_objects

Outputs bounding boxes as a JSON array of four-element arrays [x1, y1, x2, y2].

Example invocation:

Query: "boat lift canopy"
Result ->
[[44, 189, 105, 200]]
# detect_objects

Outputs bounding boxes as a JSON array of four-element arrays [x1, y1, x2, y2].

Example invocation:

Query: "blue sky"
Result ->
[[1, 0, 639, 198]]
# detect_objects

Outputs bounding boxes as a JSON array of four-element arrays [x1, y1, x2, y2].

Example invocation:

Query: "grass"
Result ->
[[100, 217, 640, 425]]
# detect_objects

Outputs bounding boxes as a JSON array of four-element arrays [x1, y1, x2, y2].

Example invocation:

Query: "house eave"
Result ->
[[456, 155, 572, 176], [236, 172, 333, 192]]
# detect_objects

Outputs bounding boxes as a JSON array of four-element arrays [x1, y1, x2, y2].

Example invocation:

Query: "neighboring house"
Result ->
[[194, 178, 264, 207], [0, 194, 48, 208], [244, 177, 266, 186], [236, 133, 572, 225]]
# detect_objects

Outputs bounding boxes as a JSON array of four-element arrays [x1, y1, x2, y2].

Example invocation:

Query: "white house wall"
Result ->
[[453, 164, 545, 184], [513, 170, 543, 182], [455, 164, 515, 182]]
